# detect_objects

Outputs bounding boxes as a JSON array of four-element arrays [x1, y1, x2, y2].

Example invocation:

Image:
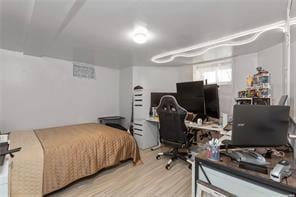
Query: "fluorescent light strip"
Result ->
[[155, 27, 284, 63], [151, 17, 296, 64]]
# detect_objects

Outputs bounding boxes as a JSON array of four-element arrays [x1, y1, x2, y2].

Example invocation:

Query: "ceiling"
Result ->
[[181, 29, 285, 65], [0, 0, 290, 68]]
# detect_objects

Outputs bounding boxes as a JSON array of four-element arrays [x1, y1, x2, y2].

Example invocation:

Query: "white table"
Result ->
[[185, 121, 232, 137], [0, 156, 9, 197], [147, 117, 225, 130], [146, 117, 161, 150], [185, 121, 224, 132], [146, 116, 159, 123], [146, 117, 232, 149]]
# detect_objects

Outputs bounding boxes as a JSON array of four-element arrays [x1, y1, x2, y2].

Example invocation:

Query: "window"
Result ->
[[193, 59, 232, 85]]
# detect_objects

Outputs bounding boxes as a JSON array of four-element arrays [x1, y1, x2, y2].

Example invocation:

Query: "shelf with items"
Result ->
[[235, 97, 271, 105], [236, 67, 272, 105]]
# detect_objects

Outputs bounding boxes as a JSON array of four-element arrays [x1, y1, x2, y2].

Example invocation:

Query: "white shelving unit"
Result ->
[[0, 156, 9, 197], [133, 87, 159, 150]]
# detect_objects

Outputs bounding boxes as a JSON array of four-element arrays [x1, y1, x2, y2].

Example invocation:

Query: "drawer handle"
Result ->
[[133, 133, 143, 136], [134, 128, 143, 131], [134, 94, 143, 96], [134, 104, 143, 107], [135, 99, 143, 102], [134, 123, 143, 126]]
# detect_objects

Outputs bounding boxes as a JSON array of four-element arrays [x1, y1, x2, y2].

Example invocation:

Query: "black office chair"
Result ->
[[155, 95, 194, 170]]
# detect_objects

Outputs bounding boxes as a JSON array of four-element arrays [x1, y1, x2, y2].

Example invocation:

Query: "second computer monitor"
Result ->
[[176, 81, 204, 98], [232, 105, 290, 147], [176, 81, 205, 117], [177, 97, 205, 115], [204, 84, 220, 119]]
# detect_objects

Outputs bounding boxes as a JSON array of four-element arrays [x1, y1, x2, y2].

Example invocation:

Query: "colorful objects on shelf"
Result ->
[[238, 67, 271, 99]]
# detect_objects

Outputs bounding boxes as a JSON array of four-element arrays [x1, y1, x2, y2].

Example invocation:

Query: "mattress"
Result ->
[[9, 130, 44, 197], [9, 123, 141, 196]]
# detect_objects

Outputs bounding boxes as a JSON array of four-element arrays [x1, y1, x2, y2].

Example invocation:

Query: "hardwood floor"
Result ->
[[48, 148, 192, 197]]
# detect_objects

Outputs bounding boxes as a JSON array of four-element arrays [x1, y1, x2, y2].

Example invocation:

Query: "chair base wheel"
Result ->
[[156, 155, 161, 160], [188, 164, 192, 169], [165, 164, 172, 170]]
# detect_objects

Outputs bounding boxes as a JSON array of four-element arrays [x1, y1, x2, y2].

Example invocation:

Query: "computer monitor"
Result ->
[[232, 105, 290, 147], [176, 81, 204, 98], [150, 92, 177, 115], [204, 84, 220, 119], [176, 81, 205, 118], [176, 97, 205, 116]]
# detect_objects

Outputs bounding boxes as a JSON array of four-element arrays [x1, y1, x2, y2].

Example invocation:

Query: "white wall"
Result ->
[[218, 84, 234, 116], [0, 49, 120, 131], [222, 45, 284, 115], [258, 43, 284, 104], [118, 44, 284, 122], [132, 66, 193, 92], [128, 53, 264, 117], [118, 65, 193, 123], [0, 51, 3, 129], [119, 66, 133, 128], [0, 42, 286, 131], [221, 46, 284, 116], [290, 41, 296, 120], [233, 53, 258, 96], [213, 53, 258, 116]]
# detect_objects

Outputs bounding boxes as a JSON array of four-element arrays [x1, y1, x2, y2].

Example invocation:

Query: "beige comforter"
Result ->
[[9, 130, 44, 197], [10, 123, 141, 196]]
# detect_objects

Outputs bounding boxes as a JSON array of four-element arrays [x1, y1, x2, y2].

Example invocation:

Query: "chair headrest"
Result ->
[[156, 95, 187, 114]]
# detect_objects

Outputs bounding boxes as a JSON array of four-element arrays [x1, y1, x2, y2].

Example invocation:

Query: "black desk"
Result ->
[[98, 116, 127, 131], [97, 116, 125, 124], [195, 150, 296, 196]]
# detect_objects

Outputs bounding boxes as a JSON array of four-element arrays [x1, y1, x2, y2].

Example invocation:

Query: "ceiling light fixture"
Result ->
[[132, 26, 149, 44], [151, 17, 296, 64]]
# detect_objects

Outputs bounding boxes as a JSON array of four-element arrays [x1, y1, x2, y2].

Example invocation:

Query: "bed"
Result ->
[[8, 123, 141, 196]]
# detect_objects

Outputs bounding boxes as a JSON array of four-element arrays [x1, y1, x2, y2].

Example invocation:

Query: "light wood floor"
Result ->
[[48, 148, 192, 197]]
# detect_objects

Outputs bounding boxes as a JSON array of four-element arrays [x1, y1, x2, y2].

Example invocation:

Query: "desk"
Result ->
[[185, 121, 232, 136], [147, 116, 228, 132], [146, 116, 159, 123], [146, 117, 161, 150], [146, 117, 232, 150], [146, 117, 231, 135], [97, 116, 125, 124], [194, 150, 296, 197]]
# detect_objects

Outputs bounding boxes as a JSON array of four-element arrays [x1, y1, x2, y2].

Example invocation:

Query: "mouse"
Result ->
[[247, 151, 261, 159], [241, 151, 266, 165], [220, 151, 244, 162]]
